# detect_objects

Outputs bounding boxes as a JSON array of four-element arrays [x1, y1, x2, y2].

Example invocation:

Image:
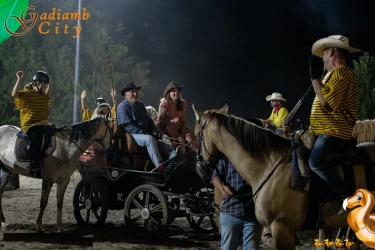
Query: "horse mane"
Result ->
[[353, 119, 375, 143], [210, 112, 291, 158], [69, 118, 101, 144]]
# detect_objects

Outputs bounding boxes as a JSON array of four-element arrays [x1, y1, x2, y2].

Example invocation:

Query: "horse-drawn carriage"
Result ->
[[73, 120, 218, 233]]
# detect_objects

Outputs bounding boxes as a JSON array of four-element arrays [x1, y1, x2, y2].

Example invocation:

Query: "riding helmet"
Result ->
[[96, 97, 106, 106], [32, 71, 49, 83]]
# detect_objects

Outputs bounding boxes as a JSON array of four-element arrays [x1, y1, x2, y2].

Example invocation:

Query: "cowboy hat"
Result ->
[[311, 35, 361, 58], [120, 82, 141, 96], [266, 92, 286, 102], [163, 81, 183, 98]]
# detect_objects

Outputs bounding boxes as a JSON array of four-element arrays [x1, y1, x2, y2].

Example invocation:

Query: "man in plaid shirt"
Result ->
[[212, 159, 262, 250]]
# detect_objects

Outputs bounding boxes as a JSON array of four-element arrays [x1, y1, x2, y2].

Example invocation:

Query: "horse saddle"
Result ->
[[292, 130, 375, 194], [14, 125, 57, 162]]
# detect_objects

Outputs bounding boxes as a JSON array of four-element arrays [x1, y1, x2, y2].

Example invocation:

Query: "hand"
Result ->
[[110, 88, 117, 99], [309, 55, 323, 81], [170, 117, 180, 123], [152, 130, 162, 139], [282, 124, 290, 133], [16, 71, 24, 79], [221, 184, 233, 198], [80, 90, 86, 99]]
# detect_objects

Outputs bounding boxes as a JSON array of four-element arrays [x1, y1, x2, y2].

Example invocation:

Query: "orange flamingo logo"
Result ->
[[343, 189, 375, 248]]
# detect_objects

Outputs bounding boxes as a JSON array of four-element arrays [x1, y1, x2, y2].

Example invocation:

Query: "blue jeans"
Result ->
[[220, 212, 262, 250], [131, 134, 176, 167], [308, 134, 349, 199]]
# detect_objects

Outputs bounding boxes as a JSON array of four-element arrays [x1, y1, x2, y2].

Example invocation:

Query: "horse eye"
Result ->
[[357, 195, 362, 201]]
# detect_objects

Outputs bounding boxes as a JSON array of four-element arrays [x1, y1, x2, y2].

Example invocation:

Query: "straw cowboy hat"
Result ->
[[120, 82, 141, 96], [163, 81, 183, 98], [266, 92, 287, 102], [311, 35, 361, 58]]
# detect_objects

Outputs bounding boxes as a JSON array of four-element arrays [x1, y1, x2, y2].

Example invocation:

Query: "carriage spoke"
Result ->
[[79, 204, 85, 210], [89, 184, 94, 197], [150, 204, 162, 213], [145, 192, 150, 208], [85, 209, 91, 223], [131, 198, 144, 210], [149, 215, 160, 226], [93, 209, 100, 220], [131, 214, 142, 223]]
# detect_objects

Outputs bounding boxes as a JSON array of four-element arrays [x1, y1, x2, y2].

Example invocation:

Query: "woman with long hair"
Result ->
[[157, 81, 196, 152]]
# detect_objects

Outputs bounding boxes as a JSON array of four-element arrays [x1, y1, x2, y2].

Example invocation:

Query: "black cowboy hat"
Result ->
[[120, 82, 141, 96], [163, 81, 183, 98]]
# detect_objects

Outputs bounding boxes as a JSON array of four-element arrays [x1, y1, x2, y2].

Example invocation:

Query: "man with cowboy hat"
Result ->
[[308, 35, 360, 211], [116, 82, 176, 170], [259, 92, 289, 133]]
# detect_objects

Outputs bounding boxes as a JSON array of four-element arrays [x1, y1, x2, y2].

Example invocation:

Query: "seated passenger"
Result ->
[[81, 88, 117, 121], [116, 82, 176, 170], [157, 81, 196, 152]]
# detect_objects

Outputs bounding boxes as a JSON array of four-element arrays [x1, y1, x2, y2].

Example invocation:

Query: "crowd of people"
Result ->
[[2, 34, 362, 249]]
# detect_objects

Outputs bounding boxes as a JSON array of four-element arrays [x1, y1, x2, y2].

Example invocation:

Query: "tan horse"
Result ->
[[192, 104, 375, 250]]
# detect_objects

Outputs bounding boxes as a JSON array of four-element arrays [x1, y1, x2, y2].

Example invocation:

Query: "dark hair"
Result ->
[[166, 94, 184, 111]]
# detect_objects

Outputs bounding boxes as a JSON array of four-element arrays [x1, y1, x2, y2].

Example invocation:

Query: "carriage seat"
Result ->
[[112, 127, 148, 155]]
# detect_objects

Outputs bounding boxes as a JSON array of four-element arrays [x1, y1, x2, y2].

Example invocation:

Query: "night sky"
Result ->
[[92, 0, 375, 127]]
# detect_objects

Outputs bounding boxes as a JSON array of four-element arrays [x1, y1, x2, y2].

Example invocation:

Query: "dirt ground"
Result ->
[[0, 172, 372, 250]]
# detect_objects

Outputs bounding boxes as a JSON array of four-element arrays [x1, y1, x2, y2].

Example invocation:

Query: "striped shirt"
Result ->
[[309, 65, 358, 140], [211, 159, 255, 218], [14, 88, 52, 132]]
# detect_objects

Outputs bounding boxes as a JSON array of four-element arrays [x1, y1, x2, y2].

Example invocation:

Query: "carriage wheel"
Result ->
[[124, 184, 170, 232], [73, 177, 108, 226]]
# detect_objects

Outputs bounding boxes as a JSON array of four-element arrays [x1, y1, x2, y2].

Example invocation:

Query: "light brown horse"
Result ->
[[192, 104, 375, 250]]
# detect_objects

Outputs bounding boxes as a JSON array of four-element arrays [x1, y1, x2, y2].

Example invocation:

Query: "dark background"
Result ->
[[91, 0, 375, 126]]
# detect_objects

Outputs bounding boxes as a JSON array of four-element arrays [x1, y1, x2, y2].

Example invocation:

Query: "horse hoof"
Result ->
[[0, 222, 8, 232]]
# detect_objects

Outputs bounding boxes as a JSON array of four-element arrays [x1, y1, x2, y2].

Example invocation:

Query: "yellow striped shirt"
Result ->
[[14, 88, 52, 132], [309, 65, 358, 140]]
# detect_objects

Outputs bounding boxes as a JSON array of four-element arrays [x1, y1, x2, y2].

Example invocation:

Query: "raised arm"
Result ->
[[80, 90, 88, 111], [45, 78, 52, 97], [110, 88, 117, 110], [12, 71, 24, 98]]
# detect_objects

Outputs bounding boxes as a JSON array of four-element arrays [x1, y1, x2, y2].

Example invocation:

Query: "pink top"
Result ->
[[159, 98, 189, 138]]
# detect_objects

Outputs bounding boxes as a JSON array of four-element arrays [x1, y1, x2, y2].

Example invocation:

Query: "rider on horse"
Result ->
[[259, 92, 289, 135], [12, 70, 52, 176], [308, 35, 361, 210]]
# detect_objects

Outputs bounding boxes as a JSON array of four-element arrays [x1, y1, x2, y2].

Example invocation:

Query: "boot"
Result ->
[[30, 161, 42, 178]]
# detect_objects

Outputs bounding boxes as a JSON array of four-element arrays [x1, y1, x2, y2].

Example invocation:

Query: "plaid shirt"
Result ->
[[212, 159, 255, 218]]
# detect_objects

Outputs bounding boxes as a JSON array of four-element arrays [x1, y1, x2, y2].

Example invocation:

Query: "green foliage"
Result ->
[[0, 0, 29, 44], [0, 0, 152, 126], [353, 52, 375, 120]]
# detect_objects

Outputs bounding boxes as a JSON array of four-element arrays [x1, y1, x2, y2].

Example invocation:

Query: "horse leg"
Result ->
[[56, 178, 70, 233], [36, 179, 53, 233], [0, 166, 11, 232], [271, 221, 295, 250]]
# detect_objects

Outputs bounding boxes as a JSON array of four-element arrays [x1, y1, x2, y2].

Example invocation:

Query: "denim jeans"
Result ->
[[220, 212, 262, 250], [131, 134, 176, 167], [308, 134, 349, 199]]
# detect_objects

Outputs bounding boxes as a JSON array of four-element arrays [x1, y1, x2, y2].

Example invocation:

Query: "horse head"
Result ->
[[92, 117, 113, 151], [192, 103, 229, 179]]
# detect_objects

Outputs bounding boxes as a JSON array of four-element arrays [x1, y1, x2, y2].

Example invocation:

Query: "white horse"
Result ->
[[0, 118, 112, 232]]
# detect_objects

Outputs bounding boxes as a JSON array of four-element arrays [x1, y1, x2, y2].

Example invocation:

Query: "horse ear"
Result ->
[[218, 103, 229, 114], [192, 104, 203, 121]]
